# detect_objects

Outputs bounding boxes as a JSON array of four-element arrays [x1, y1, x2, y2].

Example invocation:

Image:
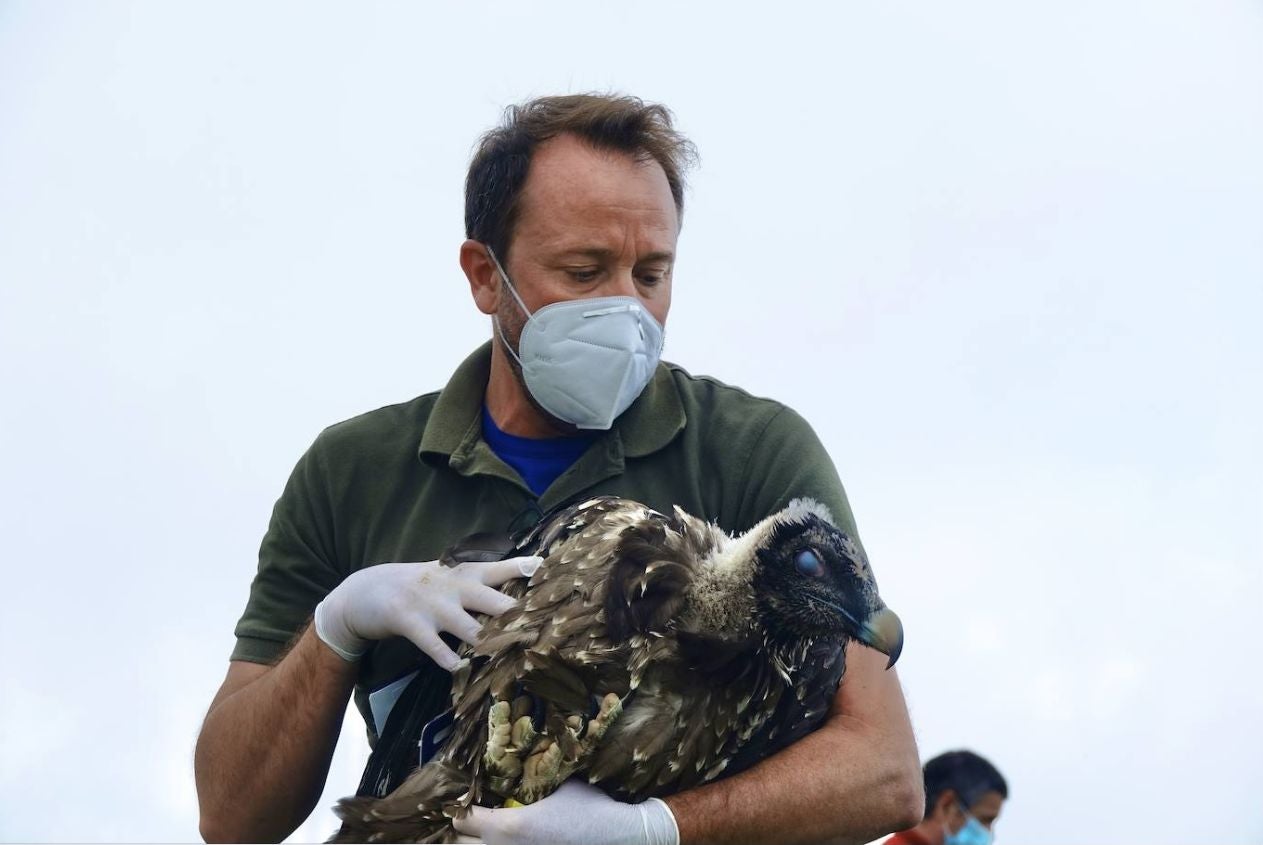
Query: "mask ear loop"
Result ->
[[486, 246, 532, 367]]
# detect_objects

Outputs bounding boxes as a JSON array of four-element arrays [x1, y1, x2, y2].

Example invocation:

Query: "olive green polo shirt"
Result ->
[[232, 342, 861, 743]]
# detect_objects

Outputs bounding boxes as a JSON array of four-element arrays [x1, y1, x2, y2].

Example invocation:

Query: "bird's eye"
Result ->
[[794, 549, 824, 577]]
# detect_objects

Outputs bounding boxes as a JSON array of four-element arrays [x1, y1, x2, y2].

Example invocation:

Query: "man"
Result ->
[[884, 751, 1008, 845], [194, 93, 922, 844]]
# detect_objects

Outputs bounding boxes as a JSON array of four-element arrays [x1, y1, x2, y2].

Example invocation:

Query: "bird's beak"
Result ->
[[858, 607, 904, 670]]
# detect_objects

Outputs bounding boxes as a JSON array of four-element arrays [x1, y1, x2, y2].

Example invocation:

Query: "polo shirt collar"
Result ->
[[418, 343, 492, 461], [613, 354, 686, 458], [418, 341, 685, 472]]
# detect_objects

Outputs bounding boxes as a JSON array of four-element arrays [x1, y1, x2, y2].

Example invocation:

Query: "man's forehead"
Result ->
[[516, 134, 678, 231], [526, 133, 668, 184], [969, 790, 1005, 820]]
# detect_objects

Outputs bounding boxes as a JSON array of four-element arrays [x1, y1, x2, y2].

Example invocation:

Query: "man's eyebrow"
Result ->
[[555, 248, 675, 263]]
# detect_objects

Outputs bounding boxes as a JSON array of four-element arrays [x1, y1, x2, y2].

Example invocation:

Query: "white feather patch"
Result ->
[[783, 497, 834, 526]]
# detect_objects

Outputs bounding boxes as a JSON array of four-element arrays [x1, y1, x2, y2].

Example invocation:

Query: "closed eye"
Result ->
[[567, 267, 601, 283], [794, 549, 824, 577], [636, 268, 669, 287]]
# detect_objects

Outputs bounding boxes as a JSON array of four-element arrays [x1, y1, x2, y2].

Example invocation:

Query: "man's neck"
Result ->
[[907, 819, 945, 845], [484, 340, 573, 439]]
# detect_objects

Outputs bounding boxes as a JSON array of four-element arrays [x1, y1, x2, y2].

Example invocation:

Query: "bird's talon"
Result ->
[[584, 693, 623, 746], [517, 740, 562, 804], [511, 715, 536, 750], [484, 700, 518, 775]]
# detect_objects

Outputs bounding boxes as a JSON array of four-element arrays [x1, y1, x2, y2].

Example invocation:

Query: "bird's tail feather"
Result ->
[[328, 760, 470, 843]]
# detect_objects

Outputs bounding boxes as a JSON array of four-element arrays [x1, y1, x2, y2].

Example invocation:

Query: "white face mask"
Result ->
[[487, 247, 665, 430]]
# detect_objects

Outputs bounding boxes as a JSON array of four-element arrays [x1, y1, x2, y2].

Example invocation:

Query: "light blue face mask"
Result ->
[[944, 808, 993, 845], [487, 247, 665, 430]]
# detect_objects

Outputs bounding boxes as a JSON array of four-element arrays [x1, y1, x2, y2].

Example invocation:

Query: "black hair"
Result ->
[[923, 750, 1008, 817], [465, 93, 697, 264]]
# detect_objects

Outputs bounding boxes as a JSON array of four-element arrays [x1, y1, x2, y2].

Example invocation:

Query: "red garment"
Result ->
[[884, 829, 934, 845]]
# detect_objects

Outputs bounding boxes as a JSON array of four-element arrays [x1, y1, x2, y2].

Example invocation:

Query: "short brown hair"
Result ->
[[465, 93, 698, 261]]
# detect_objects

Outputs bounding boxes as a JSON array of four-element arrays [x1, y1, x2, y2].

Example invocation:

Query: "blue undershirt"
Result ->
[[480, 406, 596, 496]]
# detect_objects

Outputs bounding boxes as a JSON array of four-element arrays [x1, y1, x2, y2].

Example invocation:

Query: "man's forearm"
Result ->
[[663, 649, 923, 845], [195, 624, 358, 842]]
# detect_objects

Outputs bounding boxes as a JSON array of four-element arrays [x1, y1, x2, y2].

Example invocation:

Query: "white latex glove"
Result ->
[[451, 780, 679, 845], [313, 555, 543, 671]]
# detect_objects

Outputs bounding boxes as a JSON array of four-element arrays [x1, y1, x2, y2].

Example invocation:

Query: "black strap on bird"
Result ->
[[355, 667, 453, 798]]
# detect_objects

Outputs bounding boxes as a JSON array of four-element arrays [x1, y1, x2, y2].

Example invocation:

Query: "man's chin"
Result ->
[[527, 393, 584, 437], [506, 352, 584, 437], [496, 326, 603, 438]]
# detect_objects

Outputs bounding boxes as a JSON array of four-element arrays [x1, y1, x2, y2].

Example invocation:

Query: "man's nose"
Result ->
[[606, 268, 639, 298]]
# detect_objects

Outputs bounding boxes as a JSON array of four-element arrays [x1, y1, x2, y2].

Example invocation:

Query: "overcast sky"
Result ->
[[1, 2, 1260, 843]]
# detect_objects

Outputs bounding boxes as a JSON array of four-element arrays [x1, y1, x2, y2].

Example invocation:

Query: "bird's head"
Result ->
[[747, 499, 903, 668]]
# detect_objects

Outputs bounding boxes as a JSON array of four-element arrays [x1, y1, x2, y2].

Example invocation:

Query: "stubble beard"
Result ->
[[494, 301, 581, 437]]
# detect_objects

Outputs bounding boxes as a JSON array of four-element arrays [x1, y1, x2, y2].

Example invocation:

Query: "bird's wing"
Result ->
[[513, 495, 633, 558], [585, 630, 784, 798], [441, 499, 668, 791], [714, 635, 848, 780], [602, 506, 714, 642], [450, 496, 728, 805]]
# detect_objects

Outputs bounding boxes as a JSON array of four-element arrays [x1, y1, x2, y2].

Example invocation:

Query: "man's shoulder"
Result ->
[[311, 392, 442, 461], [663, 361, 788, 418], [662, 361, 811, 439], [647, 361, 847, 536]]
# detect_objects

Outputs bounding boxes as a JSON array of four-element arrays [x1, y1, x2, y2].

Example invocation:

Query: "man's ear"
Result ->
[[932, 789, 960, 823], [460, 239, 500, 316]]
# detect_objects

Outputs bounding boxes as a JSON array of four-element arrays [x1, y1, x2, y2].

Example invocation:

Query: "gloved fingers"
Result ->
[[397, 618, 464, 673], [458, 580, 520, 617], [465, 554, 545, 587], [436, 605, 485, 647]]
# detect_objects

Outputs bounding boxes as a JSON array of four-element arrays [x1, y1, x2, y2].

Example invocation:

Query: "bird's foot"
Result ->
[[483, 701, 518, 778], [582, 693, 623, 749], [516, 739, 562, 804], [484, 697, 540, 806], [510, 694, 538, 751]]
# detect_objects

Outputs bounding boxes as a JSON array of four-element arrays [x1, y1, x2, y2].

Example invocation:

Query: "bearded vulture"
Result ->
[[331, 495, 903, 843]]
